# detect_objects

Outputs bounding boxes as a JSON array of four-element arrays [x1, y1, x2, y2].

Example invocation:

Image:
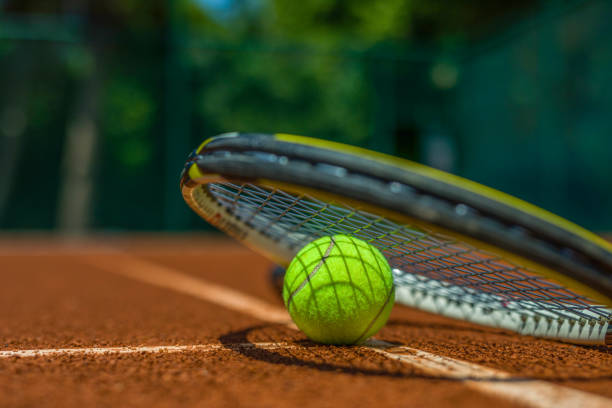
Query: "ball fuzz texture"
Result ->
[[282, 235, 394, 345]]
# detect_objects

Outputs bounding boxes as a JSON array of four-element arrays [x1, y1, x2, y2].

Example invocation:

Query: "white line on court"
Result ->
[[365, 341, 611, 407], [364, 338, 510, 380], [0, 343, 293, 359], [8, 250, 610, 408], [84, 253, 293, 326]]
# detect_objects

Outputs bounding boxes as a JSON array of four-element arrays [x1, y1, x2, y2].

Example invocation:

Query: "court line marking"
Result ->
[[4, 251, 607, 408], [364, 341, 611, 408], [0, 343, 293, 358], [83, 251, 293, 326]]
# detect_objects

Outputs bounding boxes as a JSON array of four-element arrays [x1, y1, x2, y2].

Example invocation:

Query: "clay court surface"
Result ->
[[0, 235, 611, 408]]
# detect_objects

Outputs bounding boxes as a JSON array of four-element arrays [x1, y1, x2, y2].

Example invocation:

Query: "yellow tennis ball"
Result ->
[[282, 235, 394, 345]]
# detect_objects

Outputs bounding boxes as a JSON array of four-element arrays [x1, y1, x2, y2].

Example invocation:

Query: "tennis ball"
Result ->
[[282, 234, 394, 345]]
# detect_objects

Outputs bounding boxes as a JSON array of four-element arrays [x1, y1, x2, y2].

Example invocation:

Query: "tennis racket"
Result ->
[[180, 132, 612, 345]]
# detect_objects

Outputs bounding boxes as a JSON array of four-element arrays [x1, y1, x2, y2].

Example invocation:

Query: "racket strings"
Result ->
[[391, 270, 602, 323], [389, 246, 605, 316], [206, 182, 611, 323]]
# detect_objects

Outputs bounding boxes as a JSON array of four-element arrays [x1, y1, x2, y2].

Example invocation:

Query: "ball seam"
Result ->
[[286, 237, 336, 307], [351, 283, 395, 345]]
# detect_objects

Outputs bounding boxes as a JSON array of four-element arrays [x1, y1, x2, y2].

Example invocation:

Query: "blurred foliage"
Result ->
[[1, 0, 611, 231], [266, 0, 535, 45], [104, 78, 155, 167], [192, 49, 371, 144]]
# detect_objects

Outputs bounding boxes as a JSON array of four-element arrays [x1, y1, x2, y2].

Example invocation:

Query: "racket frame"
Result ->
[[180, 132, 612, 344]]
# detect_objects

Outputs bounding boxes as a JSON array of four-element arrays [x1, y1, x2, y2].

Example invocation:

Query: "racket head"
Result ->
[[181, 132, 612, 344]]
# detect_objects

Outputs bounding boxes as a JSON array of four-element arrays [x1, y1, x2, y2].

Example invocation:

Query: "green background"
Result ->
[[0, 0, 610, 232]]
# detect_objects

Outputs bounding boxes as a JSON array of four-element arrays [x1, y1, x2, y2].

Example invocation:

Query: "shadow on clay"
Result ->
[[218, 324, 612, 382], [384, 318, 511, 335]]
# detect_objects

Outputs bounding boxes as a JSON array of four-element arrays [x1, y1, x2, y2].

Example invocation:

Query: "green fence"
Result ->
[[1, 0, 611, 232], [450, 0, 612, 229]]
